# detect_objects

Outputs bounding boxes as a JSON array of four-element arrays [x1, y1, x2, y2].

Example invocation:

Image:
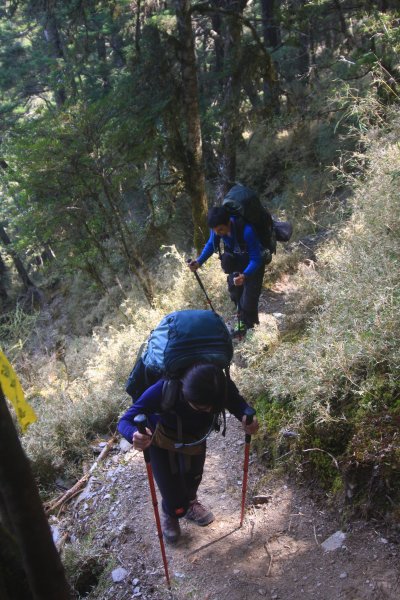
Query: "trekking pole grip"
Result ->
[[134, 414, 151, 463], [244, 407, 256, 443]]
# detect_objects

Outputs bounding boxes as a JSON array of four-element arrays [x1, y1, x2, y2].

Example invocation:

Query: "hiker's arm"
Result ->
[[242, 225, 262, 276], [225, 379, 258, 432], [195, 231, 218, 266], [226, 380, 259, 434], [117, 380, 164, 443]]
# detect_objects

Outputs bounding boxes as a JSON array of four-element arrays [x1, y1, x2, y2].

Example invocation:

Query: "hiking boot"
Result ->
[[185, 499, 214, 526], [161, 510, 181, 543]]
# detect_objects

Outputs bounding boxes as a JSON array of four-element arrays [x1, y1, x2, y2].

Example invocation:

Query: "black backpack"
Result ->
[[222, 184, 293, 258]]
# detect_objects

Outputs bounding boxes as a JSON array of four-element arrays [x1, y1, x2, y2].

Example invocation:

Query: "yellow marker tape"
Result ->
[[0, 350, 37, 431]]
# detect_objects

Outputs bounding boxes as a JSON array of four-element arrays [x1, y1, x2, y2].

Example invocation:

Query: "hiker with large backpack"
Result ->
[[188, 205, 265, 336], [118, 310, 259, 545], [188, 184, 292, 336], [189, 204, 265, 335]]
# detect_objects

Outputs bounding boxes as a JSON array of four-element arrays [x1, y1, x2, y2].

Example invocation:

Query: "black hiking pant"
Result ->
[[149, 444, 206, 518], [224, 258, 266, 328]]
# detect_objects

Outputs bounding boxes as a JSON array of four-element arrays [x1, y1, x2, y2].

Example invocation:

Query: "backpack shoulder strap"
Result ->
[[214, 232, 222, 259], [233, 217, 247, 252], [161, 379, 182, 412]]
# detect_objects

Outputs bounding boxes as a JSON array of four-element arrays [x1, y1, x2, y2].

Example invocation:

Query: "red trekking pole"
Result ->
[[239, 407, 256, 527], [134, 415, 171, 589]]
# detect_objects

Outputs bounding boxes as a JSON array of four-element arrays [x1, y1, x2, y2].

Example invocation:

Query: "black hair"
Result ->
[[207, 206, 230, 228], [181, 364, 227, 413]]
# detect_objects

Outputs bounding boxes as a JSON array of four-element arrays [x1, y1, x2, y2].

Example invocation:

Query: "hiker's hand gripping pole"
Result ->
[[134, 415, 171, 589], [233, 272, 245, 286], [187, 258, 216, 312], [239, 407, 256, 527]]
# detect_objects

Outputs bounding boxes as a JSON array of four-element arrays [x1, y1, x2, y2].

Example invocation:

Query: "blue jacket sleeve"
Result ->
[[117, 380, 164, 443], [225, 378, 252, 421], [196, 231, 219, 266], [242, 224, 262, 276]]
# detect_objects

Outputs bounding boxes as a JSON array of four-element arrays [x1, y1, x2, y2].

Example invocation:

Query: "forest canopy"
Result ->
[[1, 1, 398, 305]]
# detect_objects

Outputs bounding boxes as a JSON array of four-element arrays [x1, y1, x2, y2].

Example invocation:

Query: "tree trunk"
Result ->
[[135, 0, 142, 54], [332, 0, 349, 39], [211, 7, 224, 90], [83, 261, 110, 295], [0, 251, 8, 303], [0, 385, 72, 600], [173, 0, 209, 252], [296, 0, 311, 78], [260, 0, 280, 48], [217, 0, 248, 199], [44, 12, 67, 106], [260, 0, 281, 112], [96, 33, 110, 91], [0, 223, 35, 291]]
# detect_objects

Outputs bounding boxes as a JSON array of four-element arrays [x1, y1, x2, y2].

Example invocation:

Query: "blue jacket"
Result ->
[[118, 378, 249, 444], [196, 217, 263, 276]]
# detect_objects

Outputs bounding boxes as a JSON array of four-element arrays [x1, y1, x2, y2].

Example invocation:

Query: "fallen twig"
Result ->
[[44, 434, 118, 515], [313, 523, 319, 546], [264, 541, 273, 577]]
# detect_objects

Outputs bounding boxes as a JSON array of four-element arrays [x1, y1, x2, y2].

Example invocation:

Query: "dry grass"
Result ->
[[232, 117, 400, 514], [236, 120, 400, 414], [230, 116, 400, 516]]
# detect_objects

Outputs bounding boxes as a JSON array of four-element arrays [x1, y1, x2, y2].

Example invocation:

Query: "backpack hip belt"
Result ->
[[152, 421, 209, 456]]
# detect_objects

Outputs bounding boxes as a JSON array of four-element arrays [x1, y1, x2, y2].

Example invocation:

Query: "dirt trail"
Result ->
[[59, 272, 399, 600], [61, 407, 399, 600]]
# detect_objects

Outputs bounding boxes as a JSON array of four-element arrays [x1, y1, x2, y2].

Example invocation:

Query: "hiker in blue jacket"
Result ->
[[118, 363, 259, 544], [189, 206, 267, 334]]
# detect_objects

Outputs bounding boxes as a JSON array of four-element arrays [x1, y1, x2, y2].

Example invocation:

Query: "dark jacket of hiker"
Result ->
[[118, 377, 248, 443], [118, 373, 254, 521]]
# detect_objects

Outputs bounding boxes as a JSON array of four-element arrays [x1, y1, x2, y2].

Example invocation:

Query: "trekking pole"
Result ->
[[233, 272, 243, 338], [187, 259, 216, 312], [239, 406, 256, 527], [134, 415, 171, 589]]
